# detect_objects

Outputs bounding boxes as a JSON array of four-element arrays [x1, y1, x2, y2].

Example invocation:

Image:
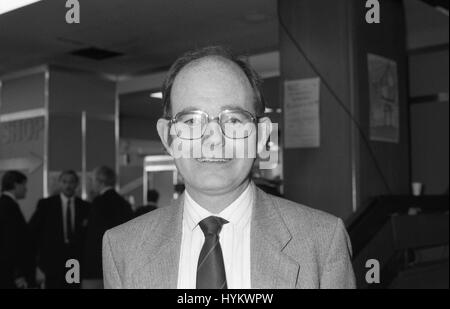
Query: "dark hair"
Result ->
[[147, 189, 159, 203], [93, 166, 116, 187], [1, 170, 27, 192], [161, 46, 265, 117], [59, 170, 79, 183]]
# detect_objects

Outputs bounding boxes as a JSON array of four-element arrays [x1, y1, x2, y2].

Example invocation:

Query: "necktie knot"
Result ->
[[199, 216, 228, 236]]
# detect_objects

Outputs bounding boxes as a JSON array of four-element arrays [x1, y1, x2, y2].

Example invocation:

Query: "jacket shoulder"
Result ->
[[36, 195, 60, 207], [264, 193, 348, 263], [0, 195, 17, 213], [75, 197, 90, 207], [0, 195, 13, 205], [268, 194, 340, 228], [104, 206, 168, 252]]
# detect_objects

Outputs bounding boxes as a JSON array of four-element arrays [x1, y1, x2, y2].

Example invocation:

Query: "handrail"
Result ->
[[348, 195, 449, 288], [353, 213, 449, 288], [348, 195, 449, 257]]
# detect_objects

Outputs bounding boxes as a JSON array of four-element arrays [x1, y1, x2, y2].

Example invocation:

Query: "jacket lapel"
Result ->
[[251, 187, 300, 288], [132, 196, 184, 289], [55, 196, 65, 242]]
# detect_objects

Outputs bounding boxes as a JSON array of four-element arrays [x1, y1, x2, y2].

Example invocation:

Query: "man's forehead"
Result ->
[[184, 55, 239, 71], [169, 55, 255, 114], [174, 56, 249, 86]]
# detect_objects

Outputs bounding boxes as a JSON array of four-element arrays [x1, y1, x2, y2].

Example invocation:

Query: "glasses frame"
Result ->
[[166, 109, 258, 140]]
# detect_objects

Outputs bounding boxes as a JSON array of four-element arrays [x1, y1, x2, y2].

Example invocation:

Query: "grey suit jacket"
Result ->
[[102, 187, 356, 289]]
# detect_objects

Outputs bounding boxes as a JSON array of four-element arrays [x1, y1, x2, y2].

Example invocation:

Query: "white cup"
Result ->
[[412, 182, 423, 196]]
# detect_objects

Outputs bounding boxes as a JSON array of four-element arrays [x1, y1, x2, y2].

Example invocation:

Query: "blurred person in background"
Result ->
[[134, 189, 159, 217], [82, 166, 133, 289], [0, 171, 32, 289], [29, 170, 90, 289]]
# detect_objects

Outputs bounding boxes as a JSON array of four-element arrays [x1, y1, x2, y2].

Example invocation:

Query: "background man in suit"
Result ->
[[82, 166, 133, 289], [0, 171, 32, 289], [103, 46, 355, 289], [134, 189, 159, 217], [29, 170, 90, 289]]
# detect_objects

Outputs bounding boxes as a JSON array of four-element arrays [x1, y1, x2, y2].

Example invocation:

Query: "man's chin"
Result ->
[[188, 171, 233, 188], [193, 181, 234, 193]]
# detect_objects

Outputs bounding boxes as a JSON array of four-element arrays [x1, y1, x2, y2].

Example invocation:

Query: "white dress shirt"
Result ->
[[177, 182, 253, 289], [60, 193, 75, 244]]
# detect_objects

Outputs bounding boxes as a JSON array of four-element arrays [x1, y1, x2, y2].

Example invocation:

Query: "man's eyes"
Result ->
[[178, 114, 249, 125], [223, 117, 243, 124], [182, 118, 202, 125]]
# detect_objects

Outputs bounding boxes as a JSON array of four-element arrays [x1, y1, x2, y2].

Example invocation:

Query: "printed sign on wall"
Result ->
[[284, 77, 321, 149], [368, 53, 399, 143]]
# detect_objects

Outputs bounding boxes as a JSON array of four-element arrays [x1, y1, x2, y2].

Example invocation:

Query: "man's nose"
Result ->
[[202, 120, 224, 146]]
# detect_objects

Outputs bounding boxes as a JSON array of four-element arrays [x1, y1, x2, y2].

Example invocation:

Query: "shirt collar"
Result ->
[[100, 187, 114, 195], [2, 191, 17, 202], [60, 193, 74, 204], [183, 182, 254, 231]]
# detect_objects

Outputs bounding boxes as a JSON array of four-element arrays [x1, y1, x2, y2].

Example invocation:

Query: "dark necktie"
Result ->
[[66, 199, 73, 243], [196, 216, 228, 289]]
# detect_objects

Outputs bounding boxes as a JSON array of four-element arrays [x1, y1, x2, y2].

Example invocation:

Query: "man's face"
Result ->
[[92, 173, 103, 194], [60, 174, 78, 197], [159, 58, 261, 196], [15, 181, 27, 200]]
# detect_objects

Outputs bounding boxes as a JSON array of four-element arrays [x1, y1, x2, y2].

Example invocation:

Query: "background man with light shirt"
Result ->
[[102, 46, 356, 289], [30, 170, 90, 289]]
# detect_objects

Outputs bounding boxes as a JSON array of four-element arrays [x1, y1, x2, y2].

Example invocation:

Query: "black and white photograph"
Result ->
[[0, 0, 448, 293]]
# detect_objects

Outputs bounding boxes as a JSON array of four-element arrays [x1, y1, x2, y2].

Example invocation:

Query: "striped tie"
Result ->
[[196, 216, 228, 289]]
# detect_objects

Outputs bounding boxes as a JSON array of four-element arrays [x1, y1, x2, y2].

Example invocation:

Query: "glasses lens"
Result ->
[[174, 112, 205, 139], [221, 111, 255, 139]]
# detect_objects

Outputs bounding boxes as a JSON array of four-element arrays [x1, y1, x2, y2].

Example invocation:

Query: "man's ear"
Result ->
[[157, 118, 173, 156], [256, 117, 273, 154]]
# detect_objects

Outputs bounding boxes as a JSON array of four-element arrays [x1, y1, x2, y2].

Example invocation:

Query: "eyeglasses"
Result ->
[[167, 109, 257, 140]]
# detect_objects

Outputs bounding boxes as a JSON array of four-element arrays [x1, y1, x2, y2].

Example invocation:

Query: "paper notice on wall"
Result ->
[[284, 77, 320, 148], [368, 53, 399, 143]]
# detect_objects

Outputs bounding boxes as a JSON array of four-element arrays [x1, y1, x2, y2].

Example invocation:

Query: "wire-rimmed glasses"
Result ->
[[167, 109, 257, 140]]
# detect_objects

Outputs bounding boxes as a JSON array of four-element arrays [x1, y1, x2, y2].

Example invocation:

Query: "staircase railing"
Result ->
[[347, 195, 449, 288]]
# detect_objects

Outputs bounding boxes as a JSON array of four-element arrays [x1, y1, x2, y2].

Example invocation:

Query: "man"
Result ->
[[0, 171, 31, 289], [103, 46, 355, 289], [134, 189, 159, 217], [83, 166, 133, 288], [29, 170, 90, 289]]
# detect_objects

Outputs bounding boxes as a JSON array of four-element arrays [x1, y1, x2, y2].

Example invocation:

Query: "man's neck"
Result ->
[[60, 193, 75, 200], [185, 179, 251, 214]]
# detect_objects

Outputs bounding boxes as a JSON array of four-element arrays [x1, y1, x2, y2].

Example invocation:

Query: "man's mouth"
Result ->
[[195, 158, 233, 163]]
